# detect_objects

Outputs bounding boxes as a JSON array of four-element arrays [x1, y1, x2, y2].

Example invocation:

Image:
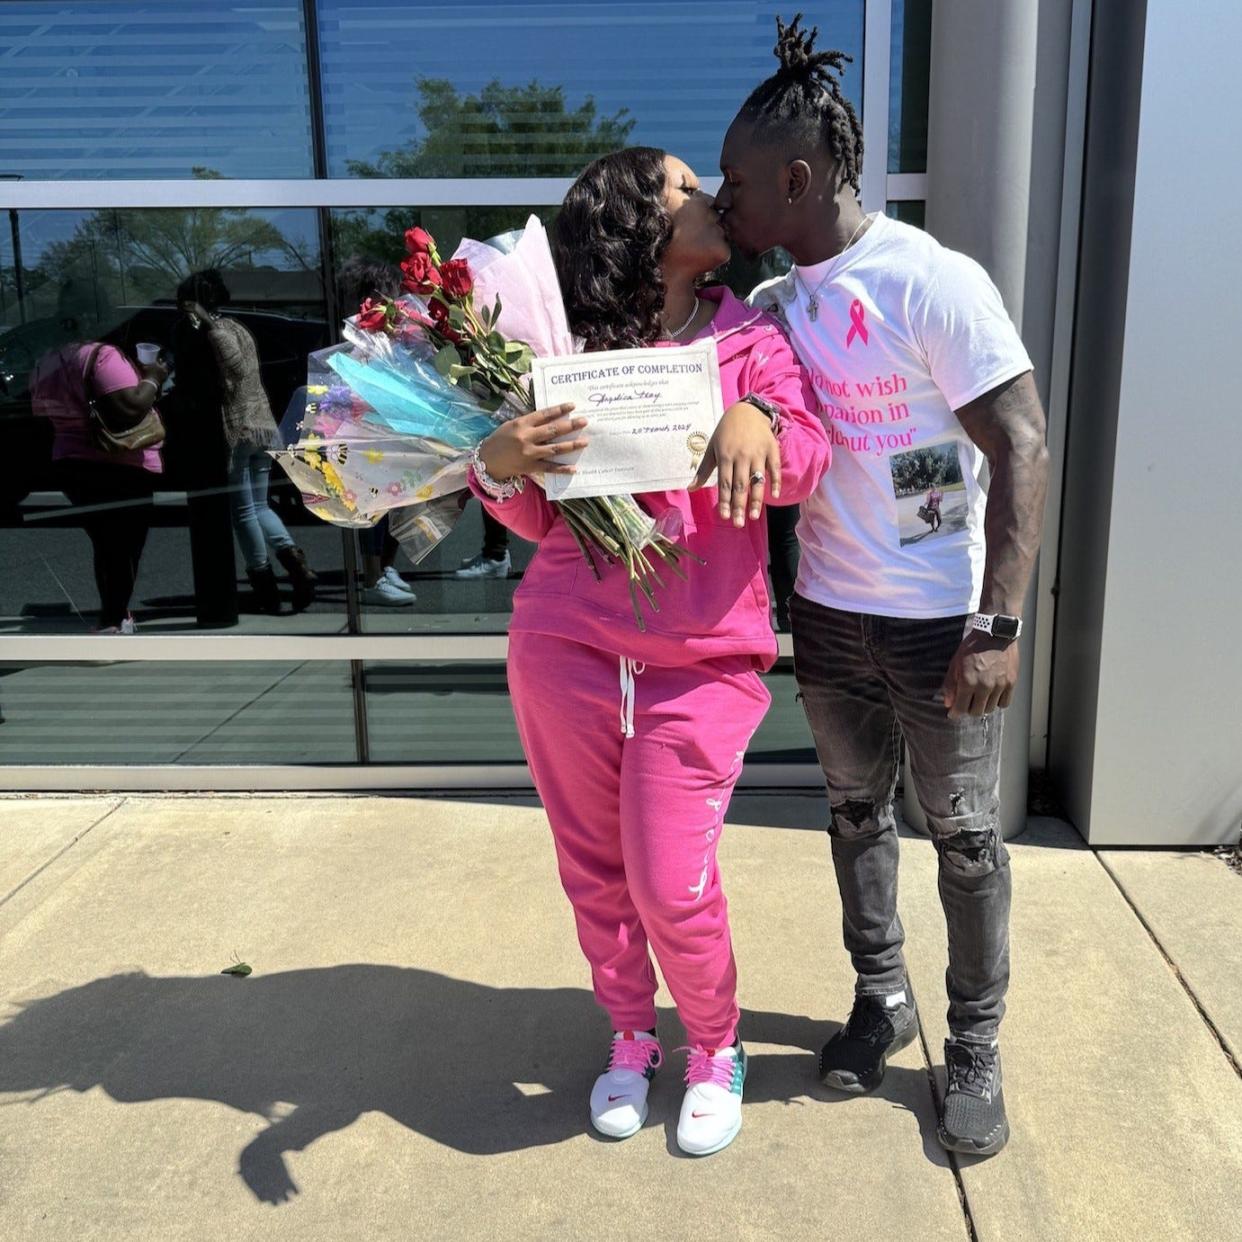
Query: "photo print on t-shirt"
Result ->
[[888, 440, 968, 547]]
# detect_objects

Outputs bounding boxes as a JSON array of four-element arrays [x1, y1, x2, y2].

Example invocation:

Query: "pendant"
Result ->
[[807, 295, 818, 321]]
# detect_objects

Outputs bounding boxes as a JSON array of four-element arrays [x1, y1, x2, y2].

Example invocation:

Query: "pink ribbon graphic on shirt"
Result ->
[[845, 299, 869, 348]]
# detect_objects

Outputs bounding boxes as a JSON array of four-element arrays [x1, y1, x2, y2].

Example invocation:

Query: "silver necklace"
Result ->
[[662, 295, 700, 339], [795, 214, 871, 321]]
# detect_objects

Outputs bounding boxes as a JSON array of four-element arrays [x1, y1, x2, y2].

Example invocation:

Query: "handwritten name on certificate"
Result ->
[[531, 340, 724, 500]]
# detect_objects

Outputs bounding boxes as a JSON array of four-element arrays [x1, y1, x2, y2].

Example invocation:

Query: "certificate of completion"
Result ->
[[531, 339, 723, 499]]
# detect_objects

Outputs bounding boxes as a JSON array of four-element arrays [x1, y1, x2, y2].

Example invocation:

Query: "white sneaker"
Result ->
[[361, 579, 415, 607], [676, 1042, 747, 1156], [454, 551, 511, 580], [382, 566, 415, 595], [589, 1030, 663, 1139], [93, 616, 136, 635]]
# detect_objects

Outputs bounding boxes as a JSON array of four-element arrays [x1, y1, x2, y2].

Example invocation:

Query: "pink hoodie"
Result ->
[[471, 285, 831, 670]]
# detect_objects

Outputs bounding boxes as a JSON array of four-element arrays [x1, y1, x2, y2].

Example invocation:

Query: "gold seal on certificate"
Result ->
[[531, 340, 724, 500]]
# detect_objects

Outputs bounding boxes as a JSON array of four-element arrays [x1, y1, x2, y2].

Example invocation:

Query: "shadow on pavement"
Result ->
[[0, 967, 949, 1203]]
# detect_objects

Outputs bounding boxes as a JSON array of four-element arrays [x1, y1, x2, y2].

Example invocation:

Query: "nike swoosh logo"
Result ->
[[607, 1095, 627, 1102], [691, 1111, 714, 1119]]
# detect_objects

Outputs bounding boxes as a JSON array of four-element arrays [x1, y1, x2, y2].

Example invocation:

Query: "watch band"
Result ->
[[971, 613, 1023, 640]]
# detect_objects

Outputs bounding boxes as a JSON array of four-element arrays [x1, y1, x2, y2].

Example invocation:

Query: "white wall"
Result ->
[[1084, 0, 1242, 844]]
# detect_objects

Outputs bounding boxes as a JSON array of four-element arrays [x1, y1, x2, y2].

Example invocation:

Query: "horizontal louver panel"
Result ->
[[317, 1, 864, 177], [0, 2, 315, 179]]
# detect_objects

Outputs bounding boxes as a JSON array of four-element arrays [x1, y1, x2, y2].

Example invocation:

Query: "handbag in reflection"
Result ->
[[85, 343, 166, 453]]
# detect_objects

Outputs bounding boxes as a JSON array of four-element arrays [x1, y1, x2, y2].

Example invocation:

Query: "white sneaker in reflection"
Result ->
[[381, 566, 415, 595], [362, 580, 415, 607], [454, 551, 511, 580]]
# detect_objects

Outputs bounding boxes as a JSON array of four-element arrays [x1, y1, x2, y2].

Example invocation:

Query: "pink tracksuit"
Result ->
[[474, 286, 830, 1047]]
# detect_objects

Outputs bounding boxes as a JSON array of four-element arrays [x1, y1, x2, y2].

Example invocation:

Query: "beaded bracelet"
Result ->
[[469, 444, 525, 502]]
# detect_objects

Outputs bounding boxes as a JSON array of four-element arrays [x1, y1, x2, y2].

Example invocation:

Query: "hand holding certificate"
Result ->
[[532, 340, 724, 499]]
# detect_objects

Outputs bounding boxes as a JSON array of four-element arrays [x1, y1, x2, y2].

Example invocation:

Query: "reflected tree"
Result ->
[[334, 78, 634, 263]]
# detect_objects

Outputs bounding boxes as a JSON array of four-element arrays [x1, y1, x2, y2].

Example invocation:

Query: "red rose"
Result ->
[[401, 252, 441, 295], [404, 226, 435, 256], [428, 297, 462, 344], [439, 258, 474, 299], [355, 297, 389, 333]]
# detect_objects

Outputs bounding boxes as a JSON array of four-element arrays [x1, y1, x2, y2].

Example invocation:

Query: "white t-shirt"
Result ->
[[750, 213, 1032, 619]]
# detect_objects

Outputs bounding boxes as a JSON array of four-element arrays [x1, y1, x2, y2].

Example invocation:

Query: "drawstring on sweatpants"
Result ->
[[619, 658, 646, 737]]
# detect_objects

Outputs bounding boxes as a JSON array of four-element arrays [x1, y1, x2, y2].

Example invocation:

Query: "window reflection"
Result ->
[[317, 1, 865, 177], [889, 0, 933, 174], [1, 207, 338, 636]]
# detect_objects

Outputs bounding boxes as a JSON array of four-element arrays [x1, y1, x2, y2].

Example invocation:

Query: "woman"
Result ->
[[176, 270, 317, 613], [470, 148, 830, 1155], [31, 295, 167, 634]]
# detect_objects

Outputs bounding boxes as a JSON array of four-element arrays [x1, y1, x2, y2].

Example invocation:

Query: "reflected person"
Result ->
[[29, 284, 166, 633], [176, 270, 318, 614]]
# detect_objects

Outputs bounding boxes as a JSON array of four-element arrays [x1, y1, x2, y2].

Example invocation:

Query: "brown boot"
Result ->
[[276, 545, 317, 611], [246, 564, 282, 615]]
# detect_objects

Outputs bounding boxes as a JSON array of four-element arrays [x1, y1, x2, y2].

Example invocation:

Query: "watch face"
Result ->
[[992, 615, 1020, 640]]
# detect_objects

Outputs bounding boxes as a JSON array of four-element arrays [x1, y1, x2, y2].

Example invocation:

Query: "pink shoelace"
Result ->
[[678, 1045, 736, 1088], [607, 1034, 663, 1074]]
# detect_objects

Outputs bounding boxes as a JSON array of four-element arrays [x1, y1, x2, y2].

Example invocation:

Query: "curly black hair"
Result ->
[[176, 268, 231, 311], [336, 256, 402, 308], [738, 13, 864, 195], [551, 146, 673, 353]]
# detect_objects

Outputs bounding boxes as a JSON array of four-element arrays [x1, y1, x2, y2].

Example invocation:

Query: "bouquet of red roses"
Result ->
[[278, 218, 696, 627]]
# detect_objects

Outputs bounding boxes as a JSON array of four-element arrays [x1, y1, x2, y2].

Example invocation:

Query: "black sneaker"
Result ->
[[819, 992, 919, 1094], [937, 1039, 1009, 1156]]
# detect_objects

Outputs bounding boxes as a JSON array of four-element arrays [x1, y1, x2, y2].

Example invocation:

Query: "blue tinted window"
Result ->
[[0, 2, 314, 179], [317, 1, 865, 177], [888, 0, 931, 173]]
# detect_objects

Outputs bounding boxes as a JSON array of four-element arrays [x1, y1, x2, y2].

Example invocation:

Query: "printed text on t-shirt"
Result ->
[[813, 371, 917, 457]]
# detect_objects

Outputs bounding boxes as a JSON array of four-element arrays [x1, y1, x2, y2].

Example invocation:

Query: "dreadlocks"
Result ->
[[738, 13, 864, 195]]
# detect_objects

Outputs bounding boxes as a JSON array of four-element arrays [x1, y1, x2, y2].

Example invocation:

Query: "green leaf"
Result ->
[[221, 961, 252, 977], [448, 363, 476, 381], [479, 392, 506, 414], [491, 294, 503, 324], [432, 344, 459, 377], [448, 305, 466, 327]]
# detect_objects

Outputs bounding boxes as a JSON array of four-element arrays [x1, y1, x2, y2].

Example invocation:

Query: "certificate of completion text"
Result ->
[[531, 340, 723, 500]]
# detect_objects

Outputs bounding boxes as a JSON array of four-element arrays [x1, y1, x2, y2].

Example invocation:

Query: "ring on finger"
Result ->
[[749, 471, 765, 486]]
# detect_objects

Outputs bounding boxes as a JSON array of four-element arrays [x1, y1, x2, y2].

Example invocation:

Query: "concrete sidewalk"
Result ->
[[0, 794, 1238, 1241]]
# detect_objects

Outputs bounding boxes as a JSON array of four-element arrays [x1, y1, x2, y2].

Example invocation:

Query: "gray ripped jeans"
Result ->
[[790, 594, 1011, 1044]]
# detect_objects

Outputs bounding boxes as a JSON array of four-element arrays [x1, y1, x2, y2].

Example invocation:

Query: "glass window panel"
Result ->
[[317, 1, 865, 178], [364, 662, 523, 764], [362, 658, 814, 765], [0, 2, 314, 180], [0, 661, 357, 763], [1, 207, 347, 636], [748, 658, 815, 763], [888, 0, 933, 174], [886, 199, 926, 229]]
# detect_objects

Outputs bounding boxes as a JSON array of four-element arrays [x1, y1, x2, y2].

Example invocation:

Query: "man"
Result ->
[[716, 15, 1049, 1157]]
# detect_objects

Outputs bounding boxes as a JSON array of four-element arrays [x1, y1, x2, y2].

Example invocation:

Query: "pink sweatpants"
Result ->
[[508, 632, 771, 1048]]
